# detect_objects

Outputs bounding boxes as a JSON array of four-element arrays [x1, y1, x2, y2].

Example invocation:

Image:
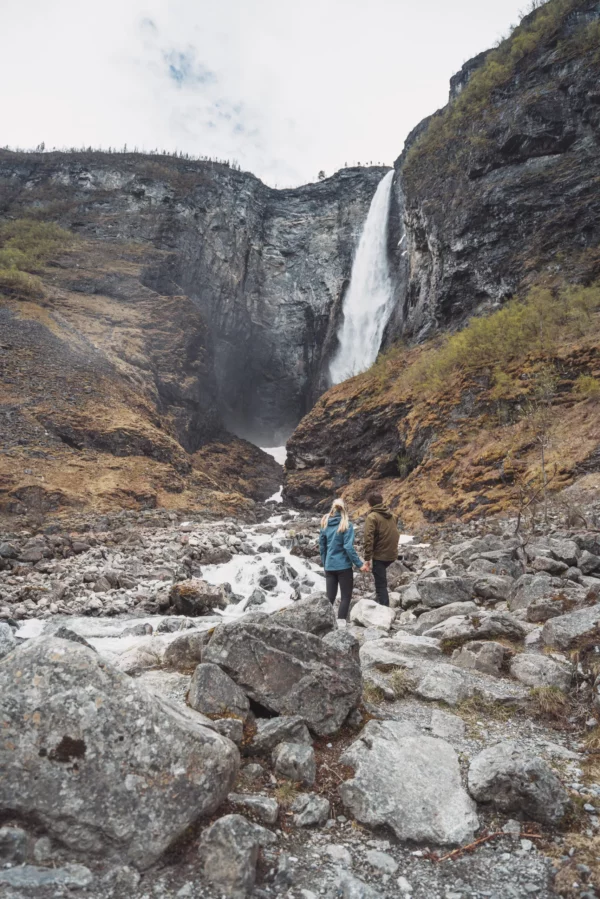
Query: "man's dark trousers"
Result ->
[[372, 560, 392, 607]]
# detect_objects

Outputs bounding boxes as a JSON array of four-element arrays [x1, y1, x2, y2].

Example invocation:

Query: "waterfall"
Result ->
[[329, 170, 395, 385]]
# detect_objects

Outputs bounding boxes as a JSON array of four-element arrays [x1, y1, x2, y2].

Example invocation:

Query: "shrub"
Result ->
[[0, 268, 44, 299], [0, 219, 74, 270], [574, 374, 600, 400]]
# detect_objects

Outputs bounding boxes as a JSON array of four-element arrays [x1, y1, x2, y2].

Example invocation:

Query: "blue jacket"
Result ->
[[319, 515, 364, 571]]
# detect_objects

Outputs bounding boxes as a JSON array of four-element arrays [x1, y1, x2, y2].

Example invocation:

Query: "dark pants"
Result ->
[[372, 560, 392, 607], [325, 568, 353, 620]]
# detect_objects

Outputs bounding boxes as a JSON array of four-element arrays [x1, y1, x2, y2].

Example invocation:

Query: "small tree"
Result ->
[[317, 170, 326, 181]]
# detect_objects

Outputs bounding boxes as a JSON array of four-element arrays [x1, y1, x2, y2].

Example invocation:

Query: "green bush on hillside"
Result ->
[[574, 373, 600, 399], [409, 281, 600, 392], [0, 219, 74, 300]]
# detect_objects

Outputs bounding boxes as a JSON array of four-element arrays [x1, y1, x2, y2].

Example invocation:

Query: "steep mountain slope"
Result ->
[[285, 0, 600, 524]]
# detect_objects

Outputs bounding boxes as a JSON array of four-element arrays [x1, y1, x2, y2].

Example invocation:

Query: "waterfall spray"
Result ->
[[329, 170, 395, 384]]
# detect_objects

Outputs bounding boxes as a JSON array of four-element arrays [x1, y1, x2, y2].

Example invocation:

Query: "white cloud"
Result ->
[[1, 0, 528, 186]]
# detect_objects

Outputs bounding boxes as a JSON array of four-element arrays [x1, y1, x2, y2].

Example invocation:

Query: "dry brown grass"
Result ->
[[362, 680, 386, 705], [274, 781, 300, 807], [529, 686, 571, 720]]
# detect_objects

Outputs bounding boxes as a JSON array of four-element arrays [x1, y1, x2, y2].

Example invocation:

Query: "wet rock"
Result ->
[[542, 603, 600, 649], [201, 547, 233, 565], [273, 592, 336, 636], [200, 814, 276, 899], [272, 742, 316, 786], [339, 719, 478, 844], [451, 640, 508, 676], [155, 617, 196, 633], [169, 579, 227, 616], [0, 826, 27, 863], [0, 621, 17, 659], [412, 601, 479, 635], [162, 628, 213, 670], [204, 620, 362, 735], [290, 792, 330, 826], [350, 599, 395, 630], [246, 588, 267, 609], [228, 793, 279, 825], [0, 637, 239, 868], [246, 716, 312, 756], [259, 574, 278, 591], [468, 741, 570, 825], [121, 622, 153, 637], [187, 662, 251, 721], [509, 652, 572, 690]]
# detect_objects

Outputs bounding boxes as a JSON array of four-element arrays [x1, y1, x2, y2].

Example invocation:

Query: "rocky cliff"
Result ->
[[0, 152, 386, 518], [386, 0, 600, 343], [1, 152, 386, 445], [285, 0, 600, 523]]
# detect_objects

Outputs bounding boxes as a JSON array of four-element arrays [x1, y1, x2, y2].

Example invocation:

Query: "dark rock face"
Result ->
[[0, 152, 386, 445], [387, 0, 600, 343]]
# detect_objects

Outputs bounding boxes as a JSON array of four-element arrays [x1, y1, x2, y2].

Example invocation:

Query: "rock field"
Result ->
[[1, 500, 600, 898]]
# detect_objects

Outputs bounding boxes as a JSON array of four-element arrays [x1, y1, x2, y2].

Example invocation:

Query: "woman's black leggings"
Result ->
[[325, 568, 353, 620]]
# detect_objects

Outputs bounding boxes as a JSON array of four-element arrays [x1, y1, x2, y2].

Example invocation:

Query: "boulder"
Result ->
[[526, 596, 576, 623], [542, 604, 600, 649], [412, 601, 479, 635], [409, 577, 471, 609], [360, 636, 441, 670], [0, 825, 27, 863], [451, 640, 508, 676], [272, 742, 316, 786], [0, 864, 94, 890], [471, 575, 514, 602], [187, 662, 250, 721], [412, 661, 526, 706], [468, 741, 570, 825], [509, 574, 557, 611], [203, 621, 362, 735], [339, 720, 478, 844], [0, 622, 16, 659], [199, 814, 275, 899], [323, 628, 361, 662], [424, 611, 526, 645], [272, 592, 336, 636], [580, 550, 600, 575], [509, 653, 571, 691], [162, 629, 213, 670], [531, 557, 569, 576], [169, 579, 227, 616], [290, 792, 330, 827], [332, 870, 384, 899], [350, 599, 395, 631], [246, 716, 312, 756], [228, 793, 279, 825], [0, 638, 239, 868]]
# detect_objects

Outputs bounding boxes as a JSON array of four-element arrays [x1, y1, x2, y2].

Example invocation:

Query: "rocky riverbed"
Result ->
[[2, 502, 600, 899]]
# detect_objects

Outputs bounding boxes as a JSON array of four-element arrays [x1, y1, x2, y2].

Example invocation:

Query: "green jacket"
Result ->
[[363, 504, 400, 562]]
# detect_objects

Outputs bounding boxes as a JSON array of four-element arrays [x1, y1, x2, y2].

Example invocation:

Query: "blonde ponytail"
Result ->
[[320, 498, 350, 534]]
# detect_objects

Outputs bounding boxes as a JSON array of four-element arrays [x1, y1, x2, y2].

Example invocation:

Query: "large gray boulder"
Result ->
[[339, 720, 478, 845], [471, 575, 514, 602], [412, 601, 479, 635], [424, 611, 526, 645], [542, 604, 600, 649], [509, 574, 571, 612], [408, 577, 472, 609], [509, 653, 572, 691], [187, 662, 251, 721], [467, 741, 570, 825], [360, 635, 441, 670], [0, 638, 239, 868], [272, 592, 336, 636], [272, 742, 316, 786], [451, 640, 508, 676], [199, 814, 275, 899], [203, 620, 362, 735]]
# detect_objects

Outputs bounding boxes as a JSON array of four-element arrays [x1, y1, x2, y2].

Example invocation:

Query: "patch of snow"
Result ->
[[261, 445, 287, 466]]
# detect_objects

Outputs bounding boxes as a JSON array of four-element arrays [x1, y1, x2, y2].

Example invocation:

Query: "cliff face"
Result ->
[[285, 0, 600, 523], [0, 153, 386, 445], [385, 0, 600, 343]]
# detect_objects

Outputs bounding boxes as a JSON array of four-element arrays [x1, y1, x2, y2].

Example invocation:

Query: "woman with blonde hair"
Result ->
[[319, 497, 365, 627]]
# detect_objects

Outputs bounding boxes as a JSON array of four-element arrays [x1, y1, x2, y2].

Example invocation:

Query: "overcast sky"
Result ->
[[2, 0, 529, 187]]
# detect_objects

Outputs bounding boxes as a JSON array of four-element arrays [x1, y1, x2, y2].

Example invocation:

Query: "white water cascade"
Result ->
[[329, 169, 395, 384]]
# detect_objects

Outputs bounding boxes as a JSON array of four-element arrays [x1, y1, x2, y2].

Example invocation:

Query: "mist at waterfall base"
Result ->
[[329, 170, 395, 385]]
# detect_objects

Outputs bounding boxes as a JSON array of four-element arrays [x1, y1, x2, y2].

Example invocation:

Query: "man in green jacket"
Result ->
[[362, 492, 400, 607]]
